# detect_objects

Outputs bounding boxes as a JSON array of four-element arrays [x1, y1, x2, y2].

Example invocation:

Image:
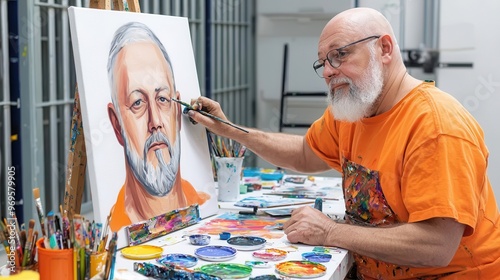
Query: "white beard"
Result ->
[[123, 130, 180, 197], [328, 45, 384, 122]]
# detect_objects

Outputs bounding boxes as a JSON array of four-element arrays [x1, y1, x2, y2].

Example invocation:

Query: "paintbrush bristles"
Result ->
[[22, 219, 36, 267], [28, 219, 35, 230], [33, 187, 47, 238], [33, 188, 40, 199]]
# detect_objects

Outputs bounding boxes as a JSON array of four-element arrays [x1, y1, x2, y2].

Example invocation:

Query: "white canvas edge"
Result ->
[[68, 7, 218, 249]]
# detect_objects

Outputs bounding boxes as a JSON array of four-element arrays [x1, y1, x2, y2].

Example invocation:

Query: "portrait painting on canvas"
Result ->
[[68, 7, 218, 245]]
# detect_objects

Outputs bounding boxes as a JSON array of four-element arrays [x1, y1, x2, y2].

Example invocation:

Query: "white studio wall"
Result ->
[[255, 0, 350, 174], [436, 0, 500, 203]]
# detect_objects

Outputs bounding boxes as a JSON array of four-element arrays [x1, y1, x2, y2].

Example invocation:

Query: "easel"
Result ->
[[63, 0, 140, 220]]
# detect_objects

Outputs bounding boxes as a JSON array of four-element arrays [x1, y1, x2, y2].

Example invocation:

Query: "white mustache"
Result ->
[[143, 131, 172, 166]]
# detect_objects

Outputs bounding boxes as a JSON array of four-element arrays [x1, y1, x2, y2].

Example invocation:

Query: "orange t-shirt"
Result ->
[[109, 178, 210, 232], [306, 81, 500, 279]]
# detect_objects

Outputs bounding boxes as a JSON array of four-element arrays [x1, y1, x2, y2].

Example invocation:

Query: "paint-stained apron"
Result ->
[[342, 159, 450, 280]]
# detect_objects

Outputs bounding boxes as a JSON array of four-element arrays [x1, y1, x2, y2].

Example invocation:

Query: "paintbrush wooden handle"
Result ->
[[171, 98, 249, 133], [197, 110, 249, 133]]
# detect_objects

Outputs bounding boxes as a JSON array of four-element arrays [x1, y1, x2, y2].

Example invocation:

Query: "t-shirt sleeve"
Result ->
[[402, 134, 487, 236], [305, 108, 342, 172]]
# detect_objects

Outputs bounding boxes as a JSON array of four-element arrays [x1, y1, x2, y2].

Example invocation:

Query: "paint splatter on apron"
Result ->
[[342, 159, 398, 279], [342, 159, 449, 279]]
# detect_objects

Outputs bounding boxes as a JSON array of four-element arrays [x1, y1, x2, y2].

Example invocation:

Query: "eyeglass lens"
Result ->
[[313, 35, 380, 78]]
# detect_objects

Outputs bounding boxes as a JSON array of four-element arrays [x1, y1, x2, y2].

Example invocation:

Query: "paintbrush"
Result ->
[[11, 214, 24, 266], [20, 230, 26, 251], [22, 219, 35, 267], [98, 210, 112, 253], [29, 230, 38, 265], [104, 232, 118, 280], [171, 98, 249, 133], [0, 226, 10, 255], [33, 188, 50, 248]]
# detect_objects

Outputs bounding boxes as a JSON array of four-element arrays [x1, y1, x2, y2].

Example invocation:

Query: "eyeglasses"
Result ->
[[313, 35, 381, 78]]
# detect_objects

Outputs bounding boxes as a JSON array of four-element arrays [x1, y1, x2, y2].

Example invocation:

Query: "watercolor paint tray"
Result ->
[[194, 245, 237, 262], [245, 260, 271, 268], [157, 253, 198, 268], [126, 204, 200, 246], [121, 245, 163, 260], [234, 196, 313, 208], [243, 167, 262, 177], [226, 236, 267, 251], [249, 275, 283, 280], [263, 208, 294, 217], [252, 248, 288, 261], [199, 263, 252, 279], [260, 169, 285, 181], [275, 260, 327, 278], [301, 252, 332, 263]]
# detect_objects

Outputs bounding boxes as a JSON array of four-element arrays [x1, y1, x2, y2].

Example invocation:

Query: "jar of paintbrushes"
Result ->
[[208, 133, 247, 202], [0, 217, 39, 275]]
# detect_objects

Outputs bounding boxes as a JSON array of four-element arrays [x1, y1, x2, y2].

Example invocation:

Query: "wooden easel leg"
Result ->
[[63, 88, 87, 220], [90, 0, 111, 10], [126, 0, 141, 12]]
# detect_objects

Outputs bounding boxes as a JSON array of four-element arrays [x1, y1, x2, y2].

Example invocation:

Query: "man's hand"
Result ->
[[189, 96, 234, 137], [283, 206, 336, 245], [285, 205, 465, 267]]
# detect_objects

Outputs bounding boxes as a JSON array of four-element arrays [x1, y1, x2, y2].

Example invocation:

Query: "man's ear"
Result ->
[[176, 91, 182, 129], [380, 34, 394, 64], [108, 103, 125, 146]]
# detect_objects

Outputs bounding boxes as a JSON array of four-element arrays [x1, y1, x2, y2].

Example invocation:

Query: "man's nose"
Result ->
[[323, 60, 340, 78], [148, 103, 163, 132]]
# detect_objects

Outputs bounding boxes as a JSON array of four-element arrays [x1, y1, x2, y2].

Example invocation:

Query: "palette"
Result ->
[[227, 236, 266, 251], [252, 248, 287, 261], [301, 252, 332, 263], [157, 253, 198, 268], [190, 212, 287, 239], [244, 260, 271, 268], [194, 245, 237, 262], [134, 262, 222, 279], [126, 204, 200, 246], [249, 275, 283, 280], [199, 263, 252, 279], [187, 234, 211, 245], [260, 169, 284, 181], [243, 167, 262, 177], [275, 260, 327, 278], [121, 245, 163, 260]]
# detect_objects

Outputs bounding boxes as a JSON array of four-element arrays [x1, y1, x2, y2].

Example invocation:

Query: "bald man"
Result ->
[[187, 7, 500, 280]]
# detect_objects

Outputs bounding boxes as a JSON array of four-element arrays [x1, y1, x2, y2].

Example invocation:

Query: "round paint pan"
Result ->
[[194, 245, 237, 262], [275, 260, 327, 278], [121, 245, 163, 260], [157, 253, 198, 268], [252, 248, 287, 261], [249, 275, 283, 280], [199, 263, 252, 279], [227, 236, 266, 251], [301, 252, 332, 263]]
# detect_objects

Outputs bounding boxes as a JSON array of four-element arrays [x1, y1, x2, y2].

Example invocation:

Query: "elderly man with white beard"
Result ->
[[106, 22, 210, 232], [187, 7, 500, 280]]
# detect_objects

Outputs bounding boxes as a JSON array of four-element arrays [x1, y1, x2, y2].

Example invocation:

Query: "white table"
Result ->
[[111, 176, 352, 280]]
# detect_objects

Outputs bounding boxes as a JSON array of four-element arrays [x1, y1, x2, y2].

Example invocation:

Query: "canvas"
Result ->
[[68, 7, 218, 248]]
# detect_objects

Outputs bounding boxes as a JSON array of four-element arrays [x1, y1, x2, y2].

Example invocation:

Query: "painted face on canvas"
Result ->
[[114, 41, 181, 196]]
